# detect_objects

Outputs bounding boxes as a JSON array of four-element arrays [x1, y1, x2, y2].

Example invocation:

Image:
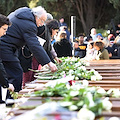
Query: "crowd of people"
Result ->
[[0, 5, 120, 104], [74, 28, 120, 61]]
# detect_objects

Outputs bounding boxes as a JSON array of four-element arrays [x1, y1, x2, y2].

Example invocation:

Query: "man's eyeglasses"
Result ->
[[38, 17, 46, 25], [39, 18, 45, 24]]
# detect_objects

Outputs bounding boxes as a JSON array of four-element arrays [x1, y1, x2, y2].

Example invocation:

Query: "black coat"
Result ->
[[53, 39, 72, 57], [0, 7, 50, 66], [0, 58, 9, 88]]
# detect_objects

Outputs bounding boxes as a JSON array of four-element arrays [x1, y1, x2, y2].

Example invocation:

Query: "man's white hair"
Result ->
[[32, 6, 47, 18]]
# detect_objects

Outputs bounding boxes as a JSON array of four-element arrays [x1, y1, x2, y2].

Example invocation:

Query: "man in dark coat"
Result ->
[[0, 6, 57, 92]]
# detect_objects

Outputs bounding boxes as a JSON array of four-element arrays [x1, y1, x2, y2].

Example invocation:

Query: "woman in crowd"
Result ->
[[53, 32, 72, 57], [103, 38, 114, 58], [94, 40, 109, 60], [0, 14, 14, 103]]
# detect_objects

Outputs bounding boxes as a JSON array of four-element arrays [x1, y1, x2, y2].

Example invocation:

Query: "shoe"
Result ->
[[0, 100, 5, 104]]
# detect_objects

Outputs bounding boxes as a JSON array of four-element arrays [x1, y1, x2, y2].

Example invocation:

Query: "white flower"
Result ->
[[109, 117, 120, 120], [60, 71, 65, 76], [86, 92, 95, 107], [71, 57, 77, 61], [102, 97, 112, 111], [91, 75, 96, 81], [75, 76, 79, 80], [60, 71, 66, 77], [94, 71, 99, 75], [71, 84, 82, 90], [77, 73, 81, 76], [75, 62, 81, 67], [112, 89, 120, 98], [70, 90, 79, 97], [69, 105, 78, 111], [80, 66, 86, 71], [66, 83, 71, 89], [86, 62, 90, 66], [87, 87, 96, 93], [82, 80, 89, 87], [97, 88, 106, 95], [69, 70, 74, 75], [107, 88, 120, 98], [96, 75, 102, 80], [60, 101, 72, 107], [77, 108, 95, 120], [90, 69, 95, 72]]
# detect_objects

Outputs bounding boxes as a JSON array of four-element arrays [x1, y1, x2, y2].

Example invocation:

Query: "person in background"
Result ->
[[53, 32, 72, 57], [85, 35, 93, 44], [59, 17, 70, 41], [85, 41, 97, 61], [111, 35, 120, 58], [39, 14, 61, 64], [94, 40, 109, 60], [107, 34, 115, 47], [74, 33, 87, 58], [96, 33, 103, 40], [45, 19, 62, 60], [115, 23, 120, 36], [0, 6, 57, 94], [90, 28, 97, 41], [59, 17, 67, 27], [0, 14, 14, 103], [103, 38, 114, 58]]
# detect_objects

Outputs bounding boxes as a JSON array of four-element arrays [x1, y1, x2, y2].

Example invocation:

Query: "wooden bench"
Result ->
[[11, 59, 120, 119]]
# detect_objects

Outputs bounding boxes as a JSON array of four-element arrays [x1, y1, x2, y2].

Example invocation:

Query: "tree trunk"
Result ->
[[70, 0, 107, 35]]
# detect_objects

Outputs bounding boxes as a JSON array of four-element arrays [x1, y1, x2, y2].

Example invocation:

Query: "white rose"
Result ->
[[94, 71, 99, 75], [109, 117, 120, 120], [80, 66, 86, 71], [86, 92, 95, 107], [107, 89, 113, 95], [77, 108, 95, 120], [82, 80, 89, 87], [96, 75, 102, 80], [75, 77, 79, 80], [107, 89, 120, 98], [112, 89, 120, 98], [75, 62, 81, 67], [87, 87, 96, 93], [69, 105, 78, 111], [71, 84, 82, 90], [97, 88, 106, 95], [90, 69, 95, 72], [102, 97, 112, 111], [60, 101, 72, 107], [70, 90, 79, 97], [86, 62, 90, 66], [91, 75, 96, 81], [60, 71, 65, 76], [69, 70, 74, 75]]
